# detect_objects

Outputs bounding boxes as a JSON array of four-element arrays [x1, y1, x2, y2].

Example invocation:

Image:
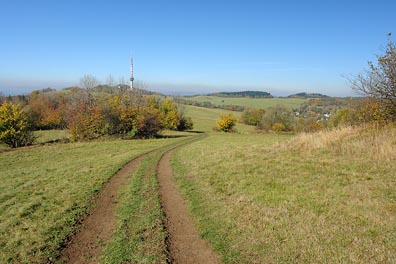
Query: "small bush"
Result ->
[[272, 123, 286, 132], [296, 118, 325, 132], [177, 116, 194, 131], [216, 113, 237, 132], [355, 100, 389, 125]]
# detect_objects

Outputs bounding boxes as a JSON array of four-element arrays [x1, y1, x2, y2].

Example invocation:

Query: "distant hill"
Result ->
[[288, 92, 329, 98], [209, 91, 273, 98], [62, 84, 157, 96]]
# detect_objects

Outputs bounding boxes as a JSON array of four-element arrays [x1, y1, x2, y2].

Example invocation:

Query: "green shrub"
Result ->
[[258, 106, 296, 132], [177, 116, 194, 131], [241, 108, 265, 126]]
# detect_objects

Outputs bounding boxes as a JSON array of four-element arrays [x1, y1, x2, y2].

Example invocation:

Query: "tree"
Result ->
[[0, 102, 35, 147], [216, 113, 237, 132], [258, 106, 295, 132], [80, 74, 99, 90], [106, 74, 116, 87], [350, 37, 396, 121], [241, 108, 265, 126], [160, 98, 180, 130], [79, 74, 99, 105]]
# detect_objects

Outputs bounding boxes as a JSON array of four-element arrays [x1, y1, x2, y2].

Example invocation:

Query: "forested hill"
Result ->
[[288, 92, 329, 98], [209, 91, 273, 98]]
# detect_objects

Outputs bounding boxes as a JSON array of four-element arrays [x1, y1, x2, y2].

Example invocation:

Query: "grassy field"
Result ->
[[181, 104, 255, 133], [171, 128, 396, 263], [0, 137, 184, 263], [0, 130, 70, 152], [34, 130, 70, 144], [181, 96, 307, 110]]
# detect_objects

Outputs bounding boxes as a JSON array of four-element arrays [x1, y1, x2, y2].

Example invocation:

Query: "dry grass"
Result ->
[[171, 131, 396, 263], [287, 125, 396, 161]]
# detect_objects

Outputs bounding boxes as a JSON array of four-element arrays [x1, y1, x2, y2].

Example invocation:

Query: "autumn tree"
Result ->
[[160, 98, 180, 130], [350, 37, 396, 122], [27, 91, 67, 129], [0, 102, 35, 147]]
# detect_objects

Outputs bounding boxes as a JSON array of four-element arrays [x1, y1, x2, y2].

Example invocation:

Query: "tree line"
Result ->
[[0, 79, 193, 147]]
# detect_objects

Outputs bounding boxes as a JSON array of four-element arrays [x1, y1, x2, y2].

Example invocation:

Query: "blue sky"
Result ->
[[0, 0, 395, 96]]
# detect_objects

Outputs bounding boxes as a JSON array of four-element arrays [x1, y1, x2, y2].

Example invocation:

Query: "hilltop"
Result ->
[[288, 92, 329, 98]]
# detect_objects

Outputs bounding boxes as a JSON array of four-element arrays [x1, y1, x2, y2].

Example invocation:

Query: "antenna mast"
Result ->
[[130, 54, 134, 90]]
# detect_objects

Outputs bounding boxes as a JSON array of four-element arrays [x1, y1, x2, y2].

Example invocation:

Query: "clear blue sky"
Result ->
[[0, 0, 395, 96]]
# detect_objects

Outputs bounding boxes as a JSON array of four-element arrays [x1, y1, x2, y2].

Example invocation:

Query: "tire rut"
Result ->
[[158, 150, 221, 264], [60, 152, 151, 264]]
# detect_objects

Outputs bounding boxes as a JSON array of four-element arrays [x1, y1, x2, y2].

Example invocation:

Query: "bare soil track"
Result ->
[[61, 135, 220, 263], [158, 151, 221, 264], [60, 153, 149, 263]]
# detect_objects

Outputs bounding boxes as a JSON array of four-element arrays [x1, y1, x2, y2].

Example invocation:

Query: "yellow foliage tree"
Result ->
[[160, 98, 180, 130], [216, 113, 237, 132], [0, 102, 35, 147]]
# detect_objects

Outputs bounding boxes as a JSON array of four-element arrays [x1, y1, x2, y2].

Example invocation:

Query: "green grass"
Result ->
[[171, 132, 396, 263], [182, 96, 307, 110], [0, 137, 183, 263], [0, 130, 70, 151], [0, 143, 8, 151], [34, 130, 70, 144], [181, 105, 255, 133], [101, 154, 167, 264]]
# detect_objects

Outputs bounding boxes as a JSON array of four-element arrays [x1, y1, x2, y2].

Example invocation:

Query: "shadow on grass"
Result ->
[[155, 134, 190, 139]]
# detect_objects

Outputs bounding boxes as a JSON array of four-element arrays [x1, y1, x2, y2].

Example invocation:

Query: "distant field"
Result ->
[[181, 96, 307, 110], [181, 104, 255, 133], [0, 137, 183, 263], [171, 128, 396, 263]]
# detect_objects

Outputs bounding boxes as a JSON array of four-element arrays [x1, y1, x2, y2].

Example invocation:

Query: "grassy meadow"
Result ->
[[182, 95, 307, 110], [0, 136, 184, 263], [171, 127, 396, 263], [2, 100, 395, 264], [0, 130, 70, 152], [181, 104, 255, 133], [34, 130, 70, 144]]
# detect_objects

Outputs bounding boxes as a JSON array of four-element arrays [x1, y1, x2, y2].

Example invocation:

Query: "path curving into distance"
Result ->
[[158, 151, 221, 264], [60, 153, 150, 263], [60, 134, 220, 263]]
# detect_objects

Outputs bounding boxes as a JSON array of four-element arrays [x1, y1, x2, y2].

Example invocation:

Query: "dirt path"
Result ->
[[158, 151, 221, 264], [60, 153, 149, 264]]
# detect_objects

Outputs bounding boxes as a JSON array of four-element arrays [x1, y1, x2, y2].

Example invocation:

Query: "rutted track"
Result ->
[[158, 149, 221, 264], [60, 152, 151, 263], [60, 134, 220, 263]]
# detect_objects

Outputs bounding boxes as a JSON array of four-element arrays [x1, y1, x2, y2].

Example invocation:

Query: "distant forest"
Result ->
[[209, 91, 273, 98], [288, 92, 329, 98]]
